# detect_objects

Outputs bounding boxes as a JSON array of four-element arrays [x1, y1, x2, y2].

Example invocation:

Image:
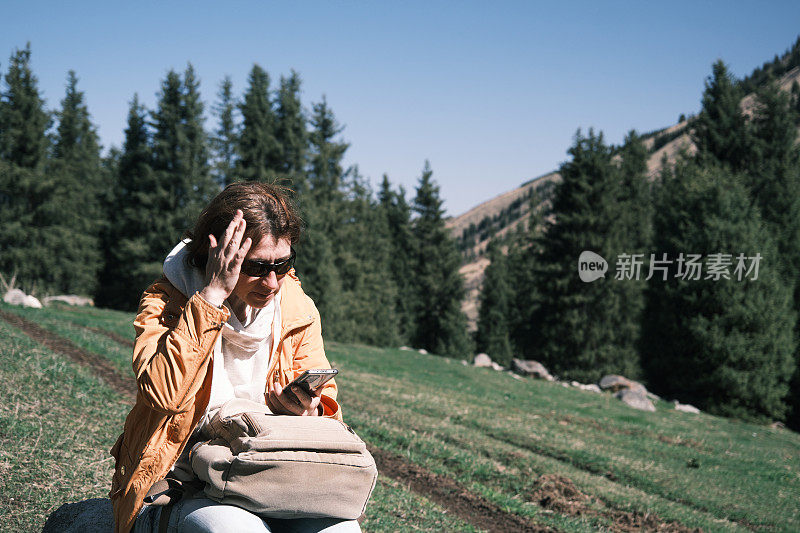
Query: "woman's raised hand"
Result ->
[[199, 209, 252, 307]]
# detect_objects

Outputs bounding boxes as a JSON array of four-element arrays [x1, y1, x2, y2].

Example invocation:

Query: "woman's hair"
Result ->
[[184, 181, 303, 270]]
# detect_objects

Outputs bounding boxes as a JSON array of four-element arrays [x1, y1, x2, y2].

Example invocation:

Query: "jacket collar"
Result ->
[[278, 270, 315, 335]]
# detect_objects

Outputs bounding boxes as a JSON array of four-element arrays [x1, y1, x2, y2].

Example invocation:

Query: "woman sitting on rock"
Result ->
[[109, 182, 358, 533]]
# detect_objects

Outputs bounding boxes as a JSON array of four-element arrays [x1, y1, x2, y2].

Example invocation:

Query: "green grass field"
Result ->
[[1, 301, 798, 532]]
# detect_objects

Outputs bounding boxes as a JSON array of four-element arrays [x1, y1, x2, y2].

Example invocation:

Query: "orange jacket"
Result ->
[[109, 272, 341, 533]]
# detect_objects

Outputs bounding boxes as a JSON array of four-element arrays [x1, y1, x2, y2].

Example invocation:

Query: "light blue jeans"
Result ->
[[133, 497, 362, 533]]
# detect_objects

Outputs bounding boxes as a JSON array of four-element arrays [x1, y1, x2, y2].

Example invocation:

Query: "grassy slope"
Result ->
[[330, 343, 799, 532], [2, 303, 799, 531], [0, 304, 475, 532]]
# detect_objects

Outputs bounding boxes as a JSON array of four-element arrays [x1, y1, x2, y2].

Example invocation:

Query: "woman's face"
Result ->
[[231, 234, 292, 308]]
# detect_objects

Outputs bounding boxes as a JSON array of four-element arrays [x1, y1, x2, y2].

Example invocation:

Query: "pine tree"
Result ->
[[507, 188, 545, 356], [180, 64, 217, 222], [96, 94, 157, 309], [0, 44, 51, 293], [476, 239, 513, 365], [530, 129, 641, 382], [334, 168, 399, 346], [150, 66, 217, 258], [610, 131, 652, 376], [41, 70, 104, 295], [149, 70, 186, 256], [692, 60, 749, 172], [211, 76, 238, 187], [237, 64, 280, 181], [410, 161, 472, 356], [0, 44, 49, 169], [747, 81, 800, 428], [641, 164, 795, 422], [294, 97, 349, 337], [307, 97, 348, 197], [274, 70, 307, 188], [378, 175, 416, 343]]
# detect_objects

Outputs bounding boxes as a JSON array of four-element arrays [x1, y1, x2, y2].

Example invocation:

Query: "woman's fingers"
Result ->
[[226, 217, 246, 255], [200, 210, 250, 305], [271, 385, 301, 415], [234, 237, 252, 264], [267, 383, 318, 416]]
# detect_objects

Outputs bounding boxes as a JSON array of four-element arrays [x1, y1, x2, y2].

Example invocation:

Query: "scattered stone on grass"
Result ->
[[615, 389, 656, 412], [42, 498, 113, 533], [491, 361, 504, 371], [599, 374, 648, 395], [673, 401, 700, 414], [511, 359, 554, 381], [3, 288, 42, 308], [43, 294, 94, 306], [399, 346, 412, 351], [417, 348, 428, 355], [472, 353, 493, 368]]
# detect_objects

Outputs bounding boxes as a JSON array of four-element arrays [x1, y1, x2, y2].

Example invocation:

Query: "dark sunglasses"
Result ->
[[240, 248, 296, 278]]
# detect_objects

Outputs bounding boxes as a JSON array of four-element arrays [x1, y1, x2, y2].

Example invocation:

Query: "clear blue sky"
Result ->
[[3, 2, 800, 215]]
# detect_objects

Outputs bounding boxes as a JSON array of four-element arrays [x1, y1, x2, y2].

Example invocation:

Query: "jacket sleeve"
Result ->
[[132, 279, 229, 415], [291, 298, 342, 421]]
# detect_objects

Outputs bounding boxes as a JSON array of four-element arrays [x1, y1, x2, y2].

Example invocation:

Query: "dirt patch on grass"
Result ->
[[0, 310, 136, 401], [529, 474, 701, 532], [85, 326, 134, 348], [369, 445, 553, 533]]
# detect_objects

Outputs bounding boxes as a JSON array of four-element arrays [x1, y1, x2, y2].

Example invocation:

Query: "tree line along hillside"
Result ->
[[0, 44, 471, 356], [475, 45, 800, 428]]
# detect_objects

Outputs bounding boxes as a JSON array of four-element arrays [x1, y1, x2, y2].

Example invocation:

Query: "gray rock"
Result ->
[[614, 389, 656, 412], [4, 289, 42, 308], [490, 361, 504, 371], [44, 295, 94, 306], [599, 374, 647, 394], [399, 346, 412, 351], [42, 498, 114, 533], [578, 383, 602, 393], [417, 348, 428, 355], [23, 294, 42, 308], [673, 401, 700, 414], [510, 359, 554, 381], [473, 353, 493, 368], [3, 288, 26, 306]]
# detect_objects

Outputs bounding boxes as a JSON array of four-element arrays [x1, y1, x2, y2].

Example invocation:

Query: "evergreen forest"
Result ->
[[476, 40, 800, 428], [0, 44, 471, 357], [2, 38, 800, 429]]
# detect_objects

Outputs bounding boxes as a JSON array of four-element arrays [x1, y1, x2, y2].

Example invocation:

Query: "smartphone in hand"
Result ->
[[287, 369, 339, 396]]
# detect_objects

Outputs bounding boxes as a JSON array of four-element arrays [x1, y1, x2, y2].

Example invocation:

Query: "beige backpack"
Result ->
[[189, 398, 378, 520]]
